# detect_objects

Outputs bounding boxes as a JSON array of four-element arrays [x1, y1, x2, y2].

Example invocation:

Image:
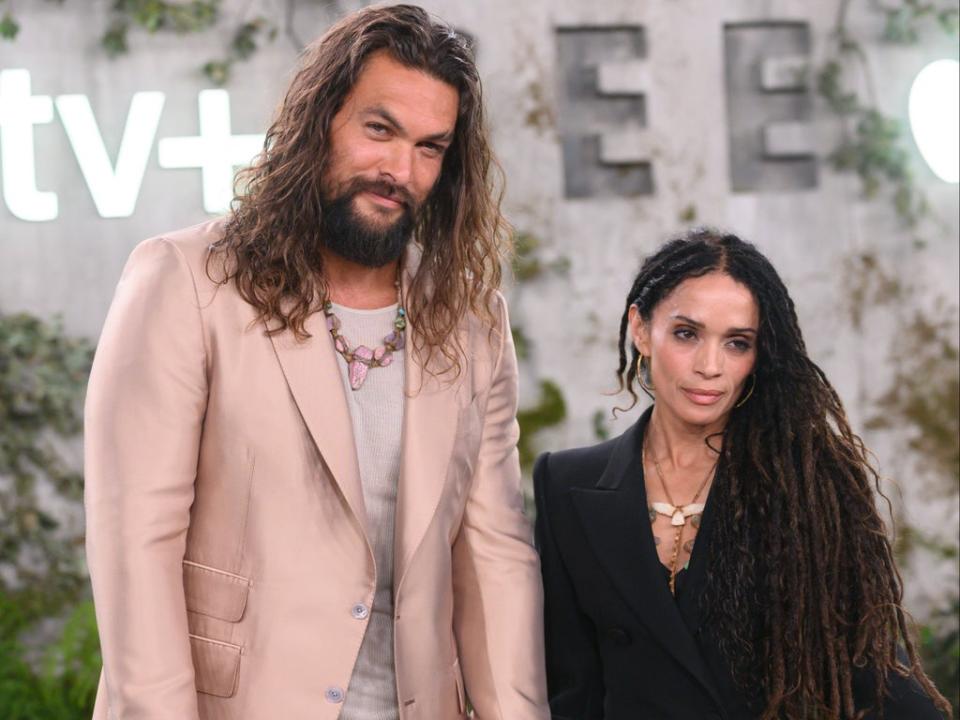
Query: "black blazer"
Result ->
[[534, 409, 945, 720]]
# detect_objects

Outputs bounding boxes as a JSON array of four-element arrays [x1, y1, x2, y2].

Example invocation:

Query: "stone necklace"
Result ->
[[323, 288, 407, 390], [644, 439, 716, 596]]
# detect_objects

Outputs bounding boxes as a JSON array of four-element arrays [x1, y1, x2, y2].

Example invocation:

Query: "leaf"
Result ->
[[101, 21, 129, 57], [517, 380, 567, 469], [202, 60, 230, 86], [0, 12, 19, 40]]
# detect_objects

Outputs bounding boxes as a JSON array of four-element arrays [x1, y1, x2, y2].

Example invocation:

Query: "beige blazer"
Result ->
[[84, 218, 548, 720]]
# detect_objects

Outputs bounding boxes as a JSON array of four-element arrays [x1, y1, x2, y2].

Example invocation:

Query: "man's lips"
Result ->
[[362, 189, 405, 209], [682, 388, 725, 405]]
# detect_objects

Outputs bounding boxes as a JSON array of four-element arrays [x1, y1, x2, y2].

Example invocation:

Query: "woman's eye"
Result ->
[[728, 339, 753, 352], [673, 328, 696, 341]]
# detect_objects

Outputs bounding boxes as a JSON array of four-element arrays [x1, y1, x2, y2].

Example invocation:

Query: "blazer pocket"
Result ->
[[189, 634, 241, 698], [183, 560, 251, 622]]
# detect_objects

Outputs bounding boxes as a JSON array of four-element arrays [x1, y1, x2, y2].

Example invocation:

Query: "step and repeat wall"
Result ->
[[1, 0, 957, 611]]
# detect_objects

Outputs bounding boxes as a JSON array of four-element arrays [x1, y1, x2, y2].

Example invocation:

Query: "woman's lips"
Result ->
[[682, 388, 725, 405]]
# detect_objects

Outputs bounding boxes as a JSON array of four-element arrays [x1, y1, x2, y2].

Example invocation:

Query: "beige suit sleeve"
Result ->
[[84, 237, 207, 719], [451, 293, 550, 720]]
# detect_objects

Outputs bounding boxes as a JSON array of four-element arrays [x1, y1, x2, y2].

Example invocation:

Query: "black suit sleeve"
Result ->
[[534, 452, 606, 720]]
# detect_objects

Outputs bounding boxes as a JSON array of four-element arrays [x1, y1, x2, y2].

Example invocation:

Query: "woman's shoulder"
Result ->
[[534, 434, 622, 496]]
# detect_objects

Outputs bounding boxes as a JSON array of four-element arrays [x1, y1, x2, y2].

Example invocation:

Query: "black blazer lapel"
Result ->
[[569, 409, 725, 711]]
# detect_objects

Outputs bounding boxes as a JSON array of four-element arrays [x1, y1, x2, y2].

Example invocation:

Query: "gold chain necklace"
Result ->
[[643, 438, 716, 596]]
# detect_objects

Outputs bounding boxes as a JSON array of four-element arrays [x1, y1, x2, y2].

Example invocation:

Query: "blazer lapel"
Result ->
[[569, 410, 725, 710], [393, 266, 462, 592], [268, 308, 367, 536]]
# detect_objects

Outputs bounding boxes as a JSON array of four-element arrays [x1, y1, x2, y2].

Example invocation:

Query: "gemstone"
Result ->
[[348, 360, 369, 390], [373, 346, 386, 361], [395, 317, 407, 330], [394, 332, 405, 350], [647, 507, 656, 524], [354, 345, 374, 362], [379, 354, 393, 367], [335, 336, 348, 353], [691, 514, 701, 528], [654, 536, 661, 546], [326, 314, 340, 332], [671, 510, 685, 526], [683, 539, 695, 554]]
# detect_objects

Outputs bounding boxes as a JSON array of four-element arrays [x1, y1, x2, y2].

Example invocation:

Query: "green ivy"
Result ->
[[0, 596, 100, 719], [517, 380, 567, 470], [881, 0, 960, 42], [0, 311, 94, 707], [0, 11, 19, 40], [919, 595, 960, 712], [817, 0, 958, 226], [0, 314, 92, 617]]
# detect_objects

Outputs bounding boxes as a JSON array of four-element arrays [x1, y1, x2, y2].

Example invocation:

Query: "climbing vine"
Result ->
[[817, 0, 959, 225], [0, 311, 96, 718]]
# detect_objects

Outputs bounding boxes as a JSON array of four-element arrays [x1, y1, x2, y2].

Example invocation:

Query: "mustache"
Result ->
[[342, 177, 417, 211]]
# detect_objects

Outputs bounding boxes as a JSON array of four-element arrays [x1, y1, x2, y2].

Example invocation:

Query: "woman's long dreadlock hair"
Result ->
[[615, 229, 950, 719]]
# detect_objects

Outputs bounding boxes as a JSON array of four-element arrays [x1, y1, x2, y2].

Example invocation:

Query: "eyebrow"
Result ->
[[362, 105, 454, 144], [672, 314, 757, 335]]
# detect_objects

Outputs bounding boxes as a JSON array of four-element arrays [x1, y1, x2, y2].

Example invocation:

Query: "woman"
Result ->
[[534, 230, 950, 719]]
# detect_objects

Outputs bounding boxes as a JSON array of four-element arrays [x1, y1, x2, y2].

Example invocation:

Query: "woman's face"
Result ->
[[629, 271, 759, 430]]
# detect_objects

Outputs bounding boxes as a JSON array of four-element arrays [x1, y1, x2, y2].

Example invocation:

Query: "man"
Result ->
[[84, 5, 548, 719]]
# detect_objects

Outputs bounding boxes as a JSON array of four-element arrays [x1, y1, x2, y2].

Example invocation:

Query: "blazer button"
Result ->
[[325, 686, 345, 703], [351, 602, 370, 620], [606, 627, 632, 646]]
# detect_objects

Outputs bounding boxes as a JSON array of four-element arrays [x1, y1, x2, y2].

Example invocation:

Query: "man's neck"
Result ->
[[323, 250, 400, 310]]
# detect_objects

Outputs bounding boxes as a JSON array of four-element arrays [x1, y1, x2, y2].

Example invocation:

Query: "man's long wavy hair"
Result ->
[[616, 229, 950, 719], [211, 4, 508, 373]]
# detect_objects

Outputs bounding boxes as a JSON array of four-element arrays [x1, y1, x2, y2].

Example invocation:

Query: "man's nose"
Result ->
[[379, 142, 414, 187]]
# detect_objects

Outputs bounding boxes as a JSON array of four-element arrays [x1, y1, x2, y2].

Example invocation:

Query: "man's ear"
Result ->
[[628, 305, 651, 357]]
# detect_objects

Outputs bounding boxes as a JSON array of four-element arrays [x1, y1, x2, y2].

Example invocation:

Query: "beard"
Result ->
[[319, 177, 419, 268]]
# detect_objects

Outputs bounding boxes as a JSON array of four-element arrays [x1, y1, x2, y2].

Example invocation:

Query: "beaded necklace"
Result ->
[[323, 288, 407, 390], [643, 437, 716, 596]]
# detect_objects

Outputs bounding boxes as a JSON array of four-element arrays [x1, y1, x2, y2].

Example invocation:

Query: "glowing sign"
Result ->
[[0, 69, 265, 221], [158, 90, 264, 214], [0, 69, 58, 221], [56, 92, 165, 218], [909, 59, 959, 184]]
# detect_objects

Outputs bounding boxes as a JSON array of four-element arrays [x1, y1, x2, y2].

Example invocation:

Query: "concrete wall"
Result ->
[[1, 0, 957, 613]]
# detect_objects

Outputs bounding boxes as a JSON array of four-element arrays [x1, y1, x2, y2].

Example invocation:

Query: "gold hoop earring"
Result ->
[[735, 374, 756, 408], [636, 354, 654, 394]]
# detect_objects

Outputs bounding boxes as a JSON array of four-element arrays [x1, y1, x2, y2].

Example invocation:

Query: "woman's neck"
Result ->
[[646, 404, 724, 471]]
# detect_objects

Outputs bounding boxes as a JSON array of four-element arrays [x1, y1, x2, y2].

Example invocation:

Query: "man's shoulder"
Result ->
[[119, 218, 235, 307], [461, 287, 508, 332], [133, 217, 226, 276]]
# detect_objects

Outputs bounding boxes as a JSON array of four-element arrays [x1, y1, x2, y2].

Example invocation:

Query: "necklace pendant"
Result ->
[[348, 359, 369, 390], [671, 509, 686, 526]]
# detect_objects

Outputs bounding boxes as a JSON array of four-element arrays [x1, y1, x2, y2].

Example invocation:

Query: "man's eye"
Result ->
[[367, 123, 388, 135]]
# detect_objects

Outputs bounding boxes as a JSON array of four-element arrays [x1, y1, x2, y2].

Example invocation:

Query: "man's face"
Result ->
[[320, 50, 459, 267]]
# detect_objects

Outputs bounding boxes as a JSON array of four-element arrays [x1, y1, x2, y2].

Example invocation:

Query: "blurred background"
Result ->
[[0, 0, 957, 716]]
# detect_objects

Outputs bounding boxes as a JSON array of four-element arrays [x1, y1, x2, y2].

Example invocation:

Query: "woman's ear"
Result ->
[[628, 305, 651, 357]]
